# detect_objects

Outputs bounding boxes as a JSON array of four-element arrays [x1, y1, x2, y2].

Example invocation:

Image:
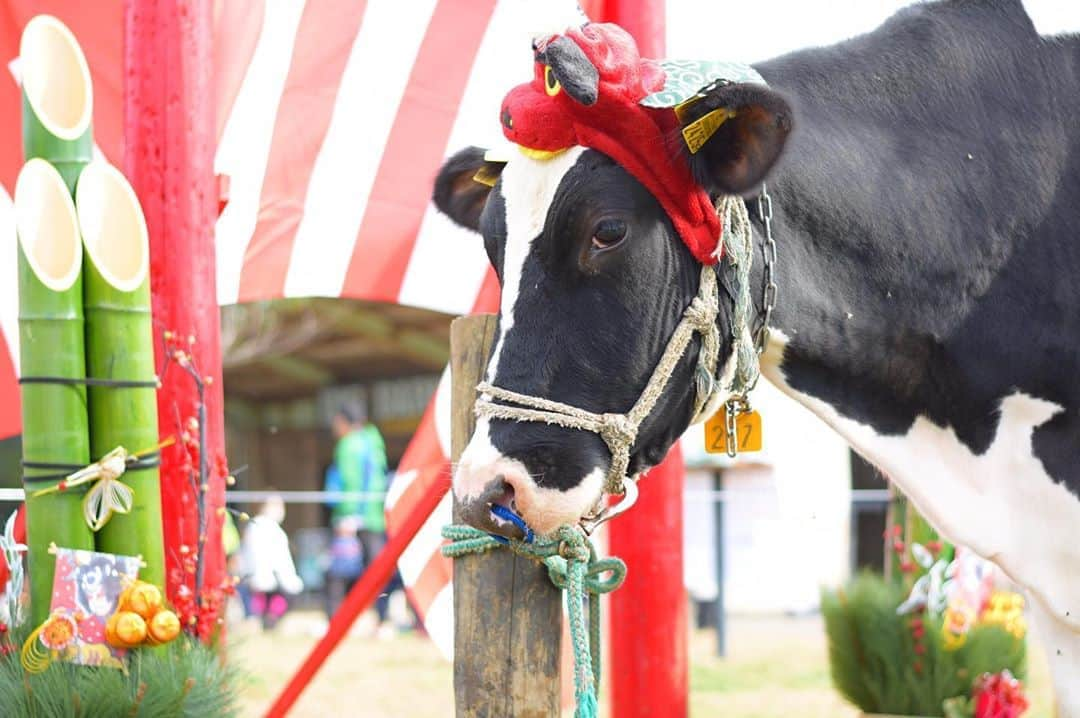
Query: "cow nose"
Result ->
[[501, 106, 513, 130], [458, 474, 526, 540]]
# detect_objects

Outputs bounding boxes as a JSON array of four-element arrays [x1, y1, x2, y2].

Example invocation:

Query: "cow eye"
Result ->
[[544, 65, 561, 97], [591, 219, 627, 250]]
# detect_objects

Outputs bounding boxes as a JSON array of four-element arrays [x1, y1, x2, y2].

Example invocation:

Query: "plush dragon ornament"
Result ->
[[493, 22, 766, 263]]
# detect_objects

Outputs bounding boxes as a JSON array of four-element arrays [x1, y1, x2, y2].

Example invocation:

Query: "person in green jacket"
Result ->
[[329, 402, 392, 632]]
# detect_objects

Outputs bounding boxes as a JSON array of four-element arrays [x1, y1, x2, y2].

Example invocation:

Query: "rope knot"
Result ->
[[556, 526, 591, 562], [599, 413, 636, 447], [441, 519, 625, 718], [684, 292, 718, 332]]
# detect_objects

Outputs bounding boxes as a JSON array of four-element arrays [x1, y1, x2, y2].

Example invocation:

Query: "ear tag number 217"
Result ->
[[705, 410, 763, 454]]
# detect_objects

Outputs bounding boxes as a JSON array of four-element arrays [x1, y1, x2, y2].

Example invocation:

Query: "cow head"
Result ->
[[433, 24, 791, 538]]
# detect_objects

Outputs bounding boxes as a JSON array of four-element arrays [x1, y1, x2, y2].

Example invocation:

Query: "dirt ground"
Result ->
[[232, 611, 1054, 717]]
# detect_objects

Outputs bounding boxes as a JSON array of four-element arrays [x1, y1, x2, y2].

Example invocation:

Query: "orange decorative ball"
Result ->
[[121, 581, 164, 620], [107, 611, 147, 648], [147, 609, 181, 644], [104, 613, 125, 648]]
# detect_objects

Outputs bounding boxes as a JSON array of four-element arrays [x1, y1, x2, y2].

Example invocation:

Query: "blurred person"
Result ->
[[221, 510, 253, 619], [324, 516, 363, 618], [239, 494, 303, 629], [329, 402, 395, 635]]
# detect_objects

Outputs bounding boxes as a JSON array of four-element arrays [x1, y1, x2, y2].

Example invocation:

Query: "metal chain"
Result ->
[[724, 184, 778, 457], [755, 184, 778, 359]]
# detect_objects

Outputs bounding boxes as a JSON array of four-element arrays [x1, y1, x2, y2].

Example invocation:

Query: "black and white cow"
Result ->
[[434, 0, 1080, 707]]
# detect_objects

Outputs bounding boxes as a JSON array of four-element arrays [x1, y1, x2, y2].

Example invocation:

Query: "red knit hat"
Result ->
[[499, 23, 722, 264]]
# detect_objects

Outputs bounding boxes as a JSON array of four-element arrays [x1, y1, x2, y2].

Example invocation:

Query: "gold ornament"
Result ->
[[120, 580, 163, 620], [107, 611, 146, 648], [147, 609, 181, 644]]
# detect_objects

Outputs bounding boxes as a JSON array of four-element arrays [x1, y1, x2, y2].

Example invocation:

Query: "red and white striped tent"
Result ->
[[0, 0, 603, 657]]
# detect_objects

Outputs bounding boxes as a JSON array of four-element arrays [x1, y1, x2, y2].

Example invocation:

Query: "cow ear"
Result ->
[[433, 147, 506, 232], [680, 83, 792, 196]]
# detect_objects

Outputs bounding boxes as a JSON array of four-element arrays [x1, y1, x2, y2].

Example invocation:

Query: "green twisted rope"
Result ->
[[442, 524, 627, 718]]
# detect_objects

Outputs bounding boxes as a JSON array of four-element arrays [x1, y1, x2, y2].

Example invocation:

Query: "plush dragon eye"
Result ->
[[544, 65, 561, 97]]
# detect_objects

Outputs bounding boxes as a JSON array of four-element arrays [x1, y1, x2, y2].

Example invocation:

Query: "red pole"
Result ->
[[608, 448, 689, 718], [266, 480, 450, 716], [124, 0, 227, 626], [598, 5, 688, 717]]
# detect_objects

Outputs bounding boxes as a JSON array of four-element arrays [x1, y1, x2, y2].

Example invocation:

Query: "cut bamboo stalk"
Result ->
[[76, 161, 165, 588], [15, 158, 95, 627], [19, 15, 93, 194]]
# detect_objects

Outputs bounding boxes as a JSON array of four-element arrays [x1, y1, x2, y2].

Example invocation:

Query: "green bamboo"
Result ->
[[76, 162, 165, 588], [20, 15, 93, 195], [15, 159, 95, 628], [16, 14, 97, 628]]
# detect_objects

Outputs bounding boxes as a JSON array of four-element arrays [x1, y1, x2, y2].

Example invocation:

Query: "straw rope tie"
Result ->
[[21, 452, 161, 483]]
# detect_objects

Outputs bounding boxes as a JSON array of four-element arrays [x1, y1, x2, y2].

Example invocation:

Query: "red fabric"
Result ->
[[0, 332, 18, 441], [341, 0, 498, 302], [500, 23, 721, 264], [236, 0, 369, 302]]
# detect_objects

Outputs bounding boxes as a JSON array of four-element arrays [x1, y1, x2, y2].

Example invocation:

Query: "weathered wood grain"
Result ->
[[451, 315, 562, 718]]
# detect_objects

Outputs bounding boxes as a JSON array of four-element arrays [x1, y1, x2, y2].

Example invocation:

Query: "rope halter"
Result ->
[[475, 264, 721, 495], [473, 195, 759, 530]]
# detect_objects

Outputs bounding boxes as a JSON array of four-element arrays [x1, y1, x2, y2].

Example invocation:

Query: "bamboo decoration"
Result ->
[[14, 159, 95, 627], [76, 161, 165, 588], [19, 15, 93, 195]]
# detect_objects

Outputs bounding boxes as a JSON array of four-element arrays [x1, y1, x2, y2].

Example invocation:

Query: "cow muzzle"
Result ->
[[454, 426, 607, 537]]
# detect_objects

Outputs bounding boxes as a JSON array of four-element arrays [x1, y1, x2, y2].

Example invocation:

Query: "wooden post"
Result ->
[[451, 315, 562, 718]]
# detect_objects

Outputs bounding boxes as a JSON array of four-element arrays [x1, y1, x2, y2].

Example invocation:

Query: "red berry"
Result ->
[[914, 643, 926, 655]]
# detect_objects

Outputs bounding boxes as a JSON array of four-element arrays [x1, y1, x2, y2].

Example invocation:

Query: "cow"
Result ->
[[432, 0, 1080, 710]]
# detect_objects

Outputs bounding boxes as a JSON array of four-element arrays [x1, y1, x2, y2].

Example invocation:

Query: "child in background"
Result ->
[[324, 517, 363, 618], [239, 494, 303, 629]]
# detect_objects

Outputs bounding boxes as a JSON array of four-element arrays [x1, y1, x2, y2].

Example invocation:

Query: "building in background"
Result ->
[[682, 380, 855, 615]]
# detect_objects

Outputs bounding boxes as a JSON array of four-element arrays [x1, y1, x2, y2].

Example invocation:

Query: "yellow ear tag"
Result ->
[[472, 166, 499, 187], [704, 408, 762, 454], [681, 107, 735, 154]]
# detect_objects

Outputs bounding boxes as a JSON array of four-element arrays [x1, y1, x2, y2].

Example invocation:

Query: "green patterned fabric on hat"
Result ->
[[641, 59, 767, 108]]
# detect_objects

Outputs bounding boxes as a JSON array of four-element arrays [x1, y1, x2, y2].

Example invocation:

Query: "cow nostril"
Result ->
[[501, 107, 513, 130], [471, 475, 526, 540], [487, 475, 516, 513]]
